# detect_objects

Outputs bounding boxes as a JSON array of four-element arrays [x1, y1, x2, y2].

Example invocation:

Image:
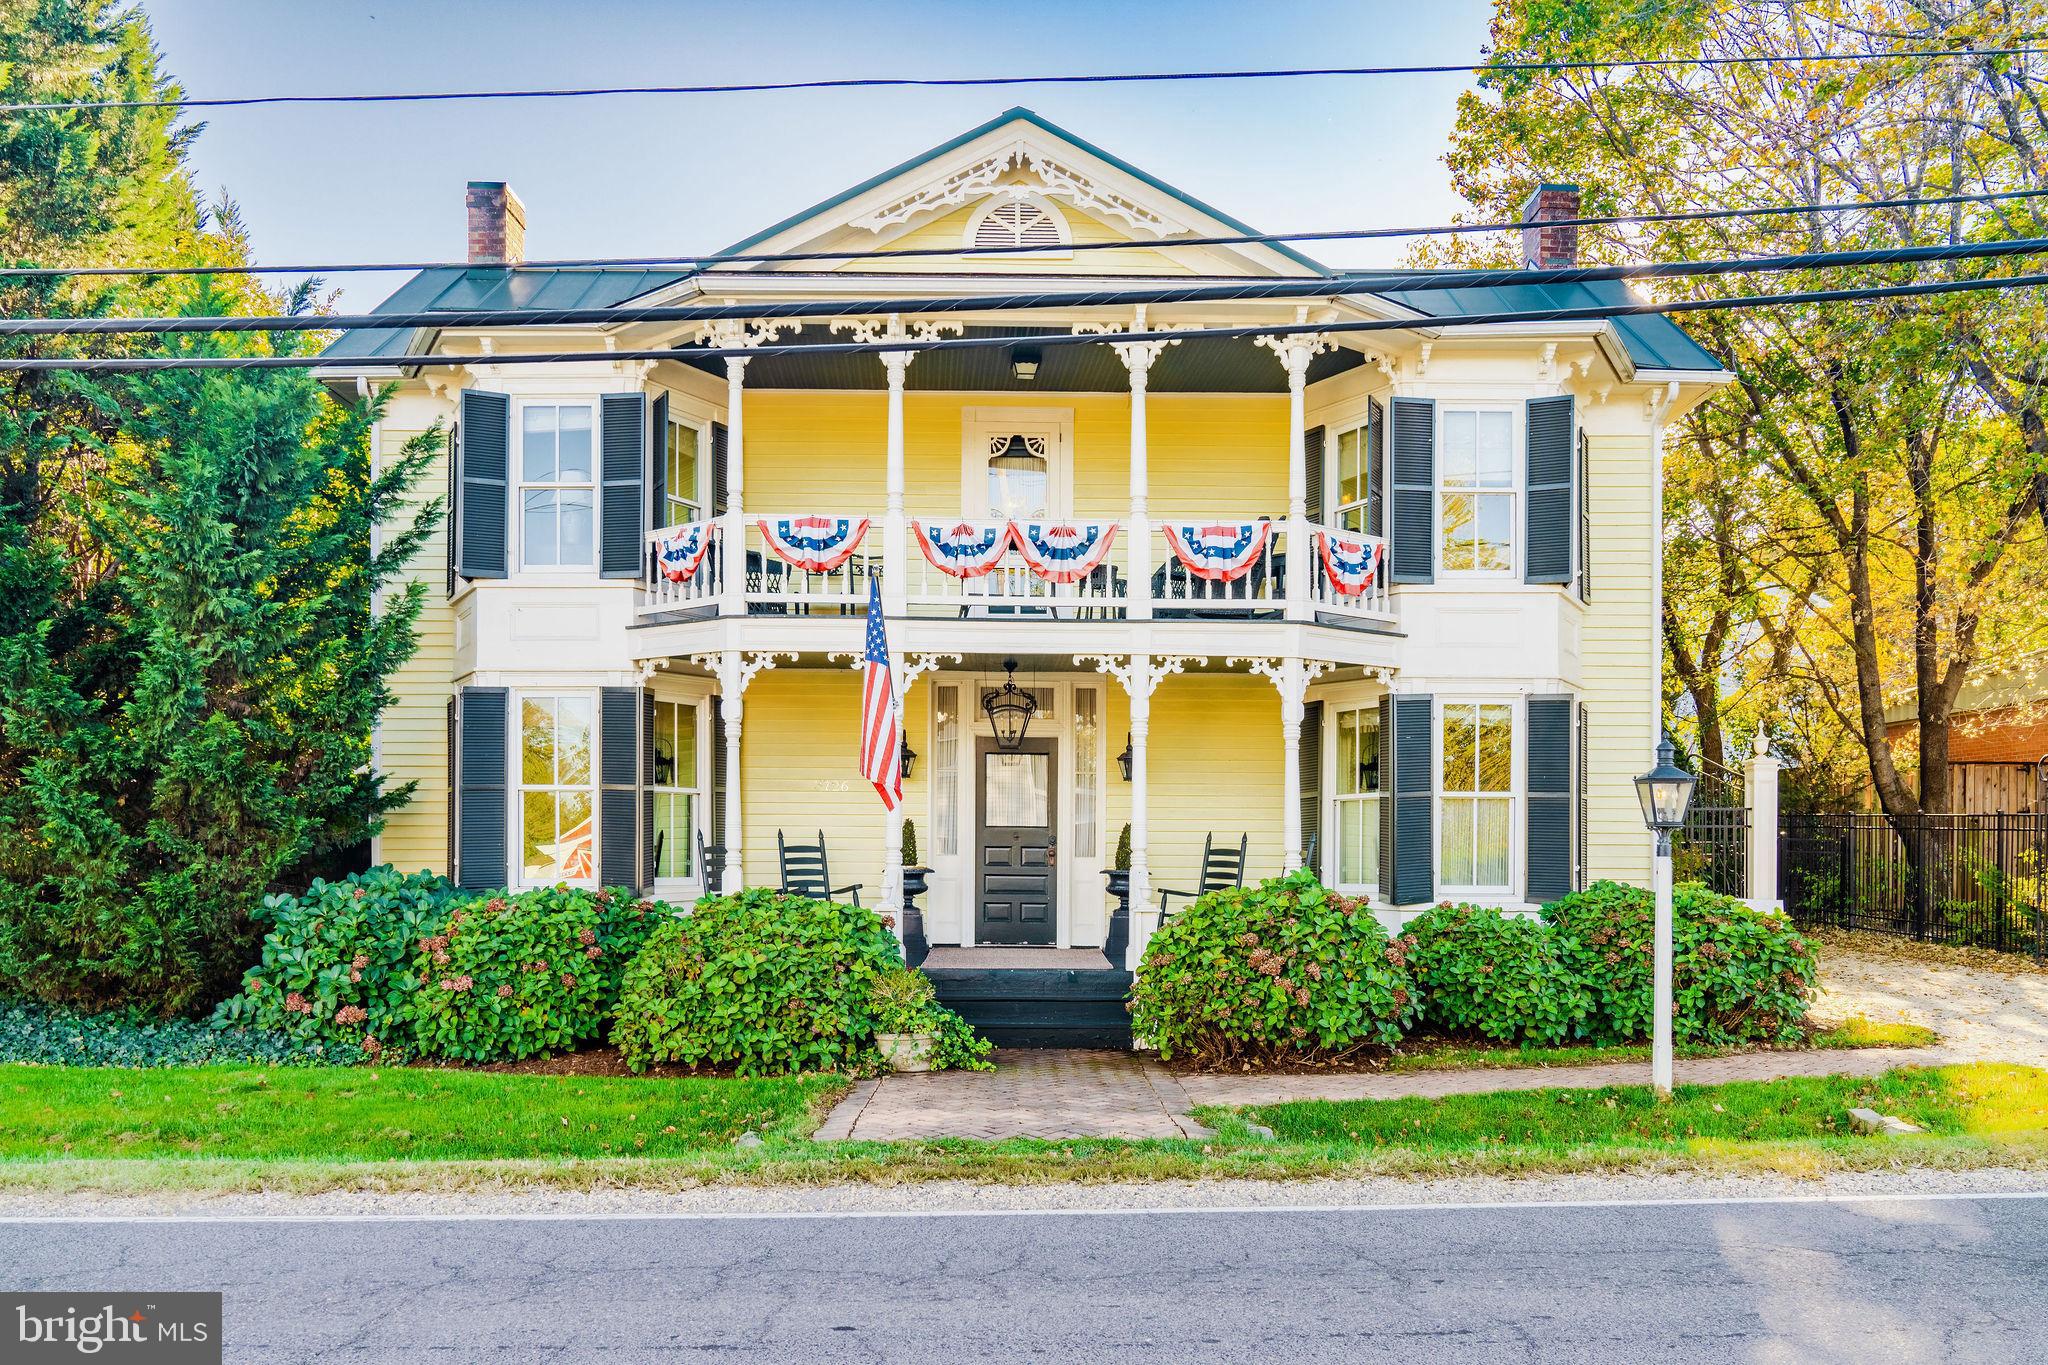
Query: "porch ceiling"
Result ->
[[670, 323, 1365, 392]]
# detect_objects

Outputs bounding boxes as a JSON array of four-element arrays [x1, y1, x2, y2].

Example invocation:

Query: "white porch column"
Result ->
[[1081, 653, 1201, 968], [1078, 309, 1181, 620], [1236, 657, 1331, 873], [1258, 317, 1333, 624], [1745, 732, 1782, 910], [693, 649, 796, 893], [881, 348, 913, 617], [719, 356, 749, 619]]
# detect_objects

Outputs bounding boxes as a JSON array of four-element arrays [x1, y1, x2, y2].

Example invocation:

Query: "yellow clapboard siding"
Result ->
[[375, 424, 455, 876], [1582, 433, 1657, 884], [1145, 676, 1287, 883]]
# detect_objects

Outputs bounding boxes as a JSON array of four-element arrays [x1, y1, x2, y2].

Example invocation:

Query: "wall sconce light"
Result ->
[[1116, 733, 1134, 782]]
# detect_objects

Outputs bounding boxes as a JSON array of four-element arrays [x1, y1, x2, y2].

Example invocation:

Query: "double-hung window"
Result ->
[[650, 698, 701, 882], [1439, 408, 1515, 573], [520, 403, 596, 569], [519, 694, 595, 885], [663, 416, 704, 529], [1333, 419, 1382, 535], [1332, 704, 1382, 889], [1439, 702, 1514, 893]]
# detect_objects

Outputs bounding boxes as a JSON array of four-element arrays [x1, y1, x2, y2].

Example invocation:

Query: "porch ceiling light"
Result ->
[[1117, 733, 1134, 782], [983, 658, 1038, 751], [1010, 347, 1042, 382], [1635, 733, 1698, 834]]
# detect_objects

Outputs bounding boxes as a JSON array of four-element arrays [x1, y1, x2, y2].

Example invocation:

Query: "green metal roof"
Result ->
[[1373, 278, 1722, 372], [319, 265, 691, 360]]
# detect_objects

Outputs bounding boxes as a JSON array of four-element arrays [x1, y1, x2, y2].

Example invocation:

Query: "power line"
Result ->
[[7, 270, 2041, 373], [8, 189, 2048, 282], [6, 47, 2041, 114], [9, 236, 2046, 340]]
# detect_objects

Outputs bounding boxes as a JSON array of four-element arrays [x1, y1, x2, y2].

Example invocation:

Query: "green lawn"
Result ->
[[1384, 1017, 1939, 1073], [0, 1060, 2041, 1193]]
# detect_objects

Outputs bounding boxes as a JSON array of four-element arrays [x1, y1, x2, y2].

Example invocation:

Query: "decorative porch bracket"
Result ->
[[1257, 313, 1335, 624], [687, 649, 798, 892], [1229, 656, 1333, 873]]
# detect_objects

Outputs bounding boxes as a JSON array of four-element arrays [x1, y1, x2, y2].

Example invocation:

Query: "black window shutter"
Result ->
[[1525, 394, 1576, 584], [1526, 695, 1574, 903], [1303, 426, 1326, 525], [642, 691, 657, 889], [600, 392, 647, 579], [650, 393, 669, 531], [444, 695, 456, 876], [455, 686, 509, 891], [445, 419, 459, 597], [710, 421, 729, 518], [711, 696, 729, 849], [1577, 429, 1592, 600], [457, 390, 509, 579], [1576, 701, 1590, 891], [1388, 397, 1435, 584], [599, 687, 642, 891], [1389, 694, 1435, 905], [1300, 699, 1323, 877], [1378, 694, 1395, 896], [1366, 396, 1386, 536]]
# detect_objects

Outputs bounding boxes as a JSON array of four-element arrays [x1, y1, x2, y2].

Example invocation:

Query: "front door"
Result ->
[[976, 737, 1058, 945]]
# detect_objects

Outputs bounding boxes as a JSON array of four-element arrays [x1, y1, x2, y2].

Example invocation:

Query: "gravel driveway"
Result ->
[[1813, 936, 2048, 1066]]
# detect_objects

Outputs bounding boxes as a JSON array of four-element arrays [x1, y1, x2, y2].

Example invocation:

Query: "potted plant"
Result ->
[[1102, 821, 1133, 967], [899, 818, 931, 968], [869, 967, 941, 1072]]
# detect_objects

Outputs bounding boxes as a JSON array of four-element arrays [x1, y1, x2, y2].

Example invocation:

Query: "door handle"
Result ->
[[1047, 837, 1057, 868]]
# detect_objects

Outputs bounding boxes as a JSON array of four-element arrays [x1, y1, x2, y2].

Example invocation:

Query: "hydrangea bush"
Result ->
[[1403, 901, 1593, 1045], [1127, 870, 1419, 1066]]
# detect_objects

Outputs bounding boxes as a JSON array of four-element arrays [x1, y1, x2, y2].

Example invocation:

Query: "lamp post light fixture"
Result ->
[[1117, 733, 1134, 782], [1635, 732, 1698, 1098], [982, 659, 1038, 751]]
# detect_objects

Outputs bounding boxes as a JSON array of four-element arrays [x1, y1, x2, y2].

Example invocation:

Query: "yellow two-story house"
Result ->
[[324, 108, 1723, 1037]]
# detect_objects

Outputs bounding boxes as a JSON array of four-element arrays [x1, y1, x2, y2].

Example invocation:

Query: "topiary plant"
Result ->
[[1114, 822, 1133, 873], [901, 818, 921, 868], [610, 888, 906, 1075], [211, 866, 460, 1060], [1127, 869, 1418, 1066], [1402, 901, 1592, 1045], [1542, 879, 1818, 1045]]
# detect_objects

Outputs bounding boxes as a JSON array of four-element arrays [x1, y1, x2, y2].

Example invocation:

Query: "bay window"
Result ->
[[650, 698, 701, 882], [519, 694, 595, 885], [1439, 408, 1514, 573], [1439, 701, 1514, 892], [1332, 704, 1381, 889], [519, 402, 596, 569]]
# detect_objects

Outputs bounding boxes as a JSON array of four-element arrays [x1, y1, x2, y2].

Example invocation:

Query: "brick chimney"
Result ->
[[465, 181, 526, 265], [1519, 182, 1582, 270]]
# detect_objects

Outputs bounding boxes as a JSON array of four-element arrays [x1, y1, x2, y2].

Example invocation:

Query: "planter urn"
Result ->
[[876, 1031, 937, 1073], [899, 866, 932, 968], [1102, 867, 1132, 968]]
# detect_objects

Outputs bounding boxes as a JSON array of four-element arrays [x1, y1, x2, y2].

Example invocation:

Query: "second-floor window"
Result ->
[[1334, 419, 1382, 535], [664, 416, 703, 529], [520, 402, 595, 569], [1439, 408, 1514, 573]]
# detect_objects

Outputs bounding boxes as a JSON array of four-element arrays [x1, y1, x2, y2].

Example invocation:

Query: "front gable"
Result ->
[[721, 107, 1325, 279]]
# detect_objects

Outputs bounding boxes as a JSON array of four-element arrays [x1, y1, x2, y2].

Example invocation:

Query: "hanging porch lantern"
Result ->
[[982, 659, 1038, 751]]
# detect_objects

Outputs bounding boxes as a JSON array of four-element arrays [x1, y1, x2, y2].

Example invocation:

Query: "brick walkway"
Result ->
[[812, 1044, 1947, 1142]]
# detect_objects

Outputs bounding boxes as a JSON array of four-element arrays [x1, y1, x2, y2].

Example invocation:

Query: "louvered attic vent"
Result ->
[[973, 199, 1066, 250]]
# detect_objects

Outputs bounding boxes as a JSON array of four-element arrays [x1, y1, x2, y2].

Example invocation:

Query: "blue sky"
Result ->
[[142, 0, 1497, 308]]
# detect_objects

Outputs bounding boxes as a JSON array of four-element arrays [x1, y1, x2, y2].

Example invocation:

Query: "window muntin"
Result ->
[[1439, 408, 1514, 573], [650, 698, 700, 881], [519, 694, 595, 885], [1439, 702, 1514, 892], [663, 418, 703, 528], [1333, 420, 1381, 534], [1333, 704, 1382, 888], [519, 403, 596, 569]]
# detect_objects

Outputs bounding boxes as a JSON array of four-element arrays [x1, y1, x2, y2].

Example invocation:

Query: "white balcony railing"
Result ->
[[640, 513, 1393, 624]]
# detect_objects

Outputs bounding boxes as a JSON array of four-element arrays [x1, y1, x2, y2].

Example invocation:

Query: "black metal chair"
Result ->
[[1157, 833, 1249, 917], [696, 829, 727, 894], [1300, 831, 1319, 880], [778, 829, 863, 906]]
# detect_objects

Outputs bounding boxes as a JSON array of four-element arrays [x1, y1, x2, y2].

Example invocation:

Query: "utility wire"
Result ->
[[7, 271, 2043, 372], [7, 188, 2048, 281], [6, 47, 2042, 114], [8, 238, 2045, 340]]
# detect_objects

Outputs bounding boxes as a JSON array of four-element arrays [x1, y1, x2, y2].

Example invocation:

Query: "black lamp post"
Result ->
[[982, 659, 1037, 750], [1634, 732, 1697, 1098]]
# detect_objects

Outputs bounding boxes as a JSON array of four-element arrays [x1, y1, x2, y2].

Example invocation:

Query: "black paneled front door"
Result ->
[[976, 737, 1057, 945]]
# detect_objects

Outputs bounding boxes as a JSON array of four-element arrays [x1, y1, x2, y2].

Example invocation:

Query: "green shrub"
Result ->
[[1403, 902, 1593, 1045], [3, 996, 365, 1067], [211, 867, 459, 1060], [1543, 879, 1818, 1045], [610, 889, 903, 1075], [868, 967, 994, 1072], [410, 885, 673, 1062], [1128, 870, 1419, 1065]]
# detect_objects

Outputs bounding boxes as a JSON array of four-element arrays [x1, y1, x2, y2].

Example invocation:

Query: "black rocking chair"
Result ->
[[778, 829, 863, 906], [1157, 833, 1249, 917], [696, 829, 728, 894]]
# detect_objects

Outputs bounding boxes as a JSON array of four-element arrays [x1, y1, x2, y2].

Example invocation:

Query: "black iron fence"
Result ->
[[1675, 805, 1748, 897], [1779, 812, 2048, 959]]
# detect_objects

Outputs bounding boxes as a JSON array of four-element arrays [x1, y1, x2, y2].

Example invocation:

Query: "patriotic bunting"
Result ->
[[1317, 527, 1387, 597], [1162, 520, 1271, 583], [757, 515, 870, 573], [1012, 520, 1119, 584], [652, 520, 715, 583], [913, 518, 1016, 578]]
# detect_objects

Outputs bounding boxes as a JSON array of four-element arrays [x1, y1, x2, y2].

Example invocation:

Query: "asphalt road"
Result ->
[[5, 1194, 2045, 1362]]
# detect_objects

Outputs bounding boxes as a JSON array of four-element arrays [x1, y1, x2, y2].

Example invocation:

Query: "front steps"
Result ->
[[925, 965, 1134, 1049]]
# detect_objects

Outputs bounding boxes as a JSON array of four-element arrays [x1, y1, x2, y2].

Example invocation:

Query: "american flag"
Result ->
[[859, 574, 901, 812]]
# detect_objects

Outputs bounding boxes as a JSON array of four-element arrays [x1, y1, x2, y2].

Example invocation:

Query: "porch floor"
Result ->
[[922, 946, 1118, 971]]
